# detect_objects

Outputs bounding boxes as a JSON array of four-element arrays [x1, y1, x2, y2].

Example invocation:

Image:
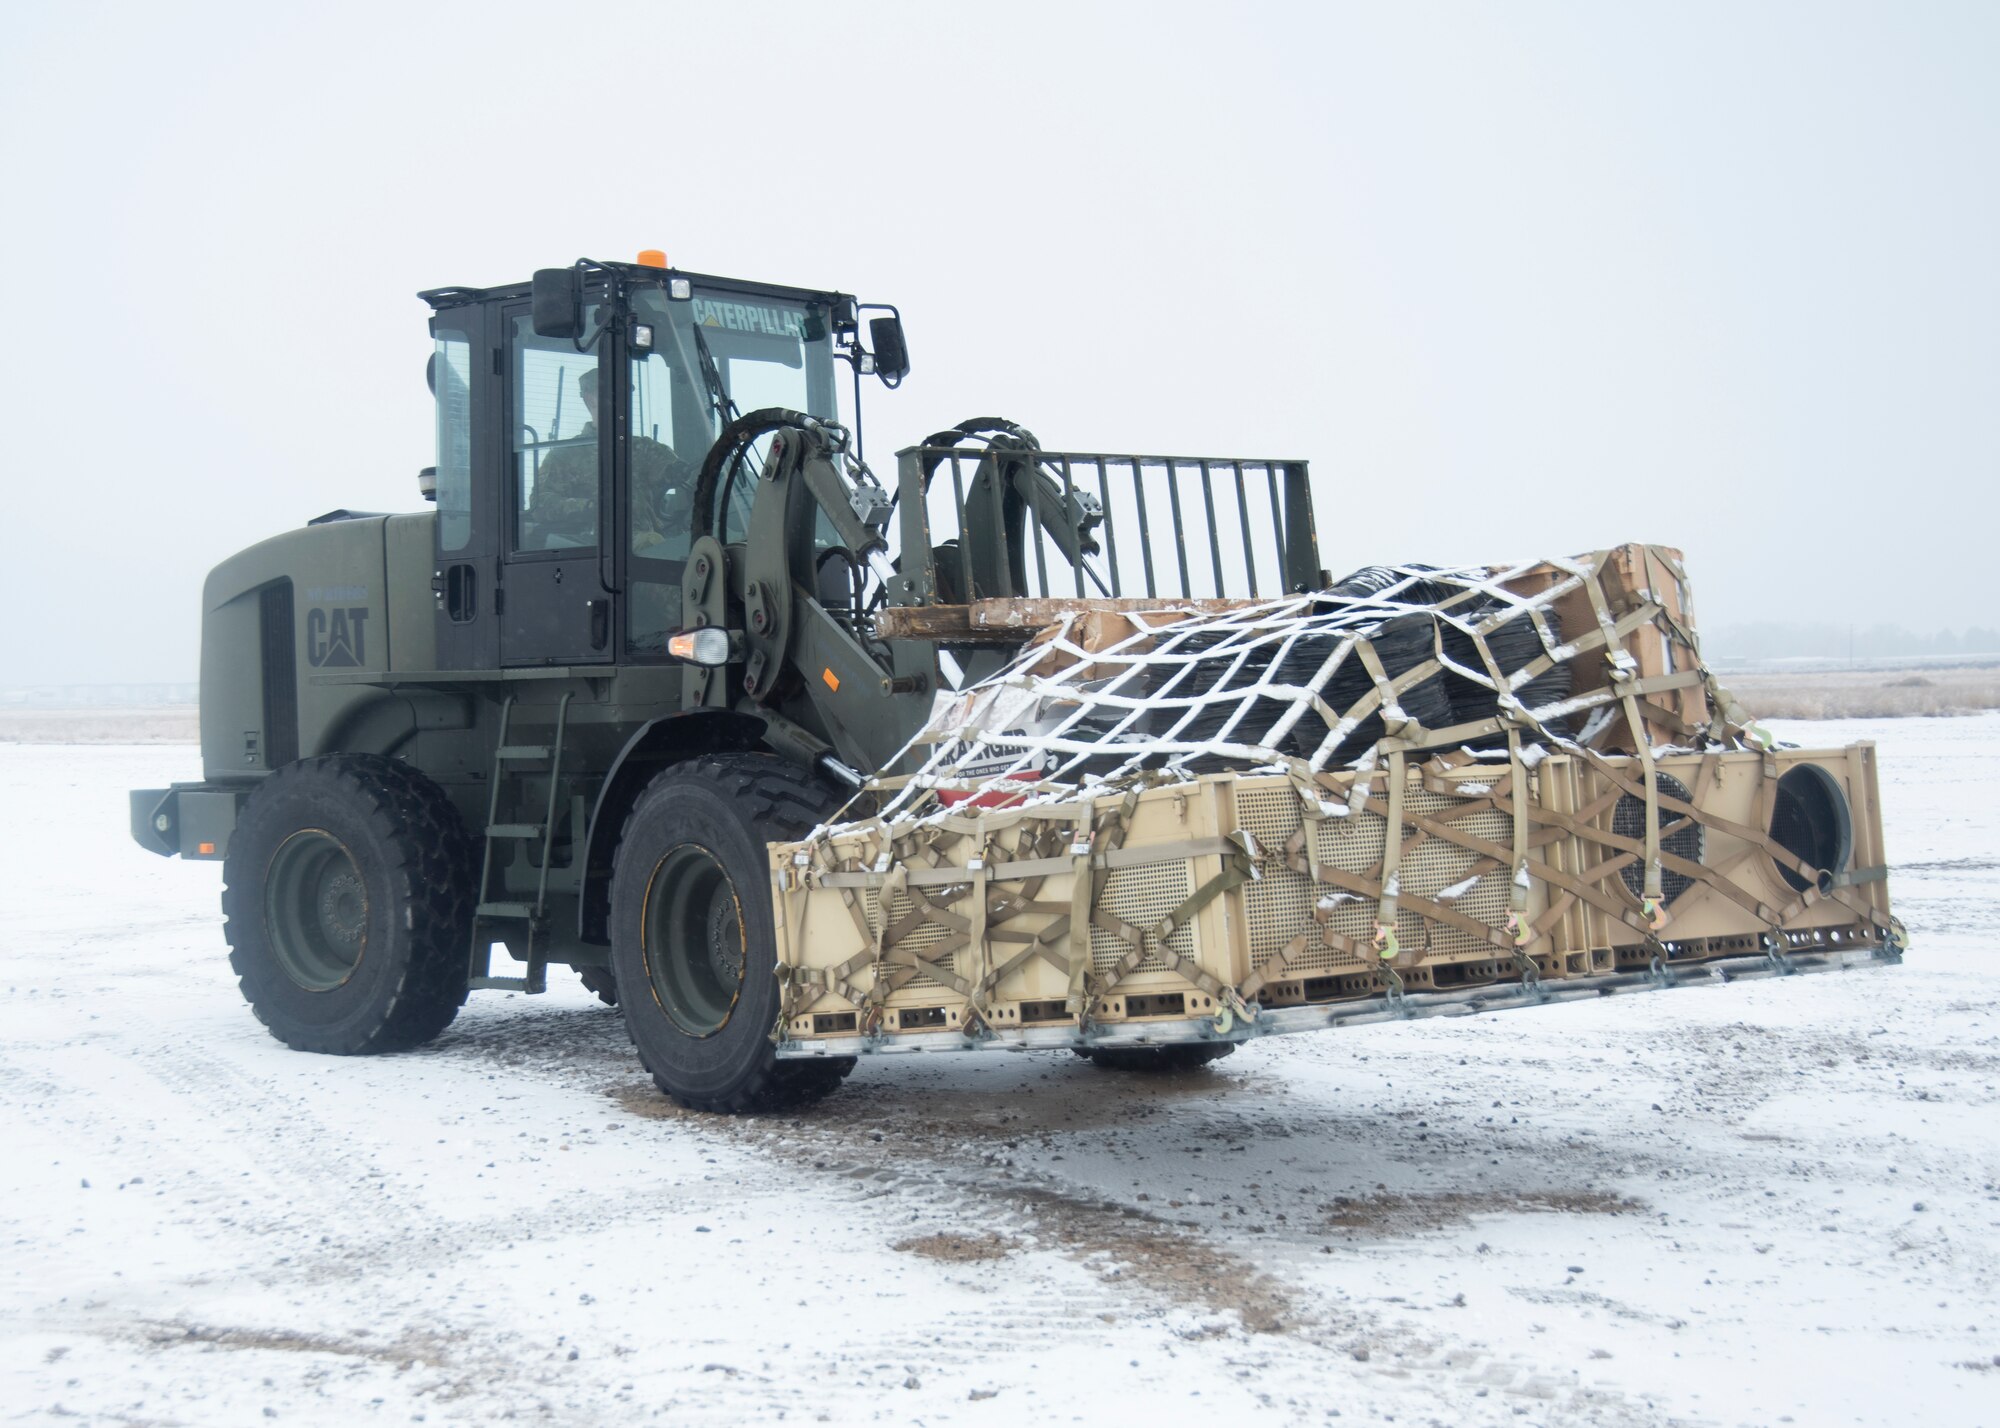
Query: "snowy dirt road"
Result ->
[[2, 717, 1997, 1427]]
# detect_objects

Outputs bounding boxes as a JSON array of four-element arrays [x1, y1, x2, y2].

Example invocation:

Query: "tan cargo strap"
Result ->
[[1279, 843, 1514, 956], [1509, 796, 1779, 927], [1071, 793, 1140, 1021], [1350, 789, 1661, 938], [1559, 743, 1822, 898], [965, 826, 992, 1017], [1371, 748, 1408, 963], [1576, 550, 1638, 681], [1088, 840, 1251, 1003], [1615, 681, 1666, 911], [1066, 805, 1095, 1011], [808, 834, 1240, 889], [1500, 728, 1538, 964]]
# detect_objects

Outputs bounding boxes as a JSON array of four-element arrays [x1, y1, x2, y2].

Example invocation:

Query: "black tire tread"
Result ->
[[612, 754, 856, 1113], [1080, 1042, 1236, 1073], [222, 753, 475, 1055]]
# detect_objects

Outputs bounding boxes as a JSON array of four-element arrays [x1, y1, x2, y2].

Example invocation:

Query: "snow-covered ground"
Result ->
[[2, 717, 1996, 1427]]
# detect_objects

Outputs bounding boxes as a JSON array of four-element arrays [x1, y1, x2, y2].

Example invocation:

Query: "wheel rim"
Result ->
[[641, 843, 747, 1037], [265, 829, 368, 991]]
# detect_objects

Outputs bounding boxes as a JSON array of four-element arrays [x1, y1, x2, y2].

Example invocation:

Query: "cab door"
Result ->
[[430, 304, 499, 672], [500, 305, 613, 666]]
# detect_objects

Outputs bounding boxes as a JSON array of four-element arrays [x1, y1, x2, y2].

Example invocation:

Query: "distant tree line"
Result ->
[[1706, 623, 2000, 662]]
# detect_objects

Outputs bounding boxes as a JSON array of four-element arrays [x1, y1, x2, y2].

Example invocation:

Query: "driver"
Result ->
[[526, 366, 691, 555], [524, 366, 601, 547]]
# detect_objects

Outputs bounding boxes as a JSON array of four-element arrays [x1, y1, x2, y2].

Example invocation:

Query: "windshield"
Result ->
[[635, 284, 839, 547], [637, 285, 838, 434]]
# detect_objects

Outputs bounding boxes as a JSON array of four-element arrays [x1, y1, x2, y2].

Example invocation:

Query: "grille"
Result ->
[[1612, 772, 1704, 903], [1235, 784, 1511, 974], [865, 886, 953, 990], [259, 581, 298, 769], [865, 861, 1193, 985], [1087, 861, 1194, 973]]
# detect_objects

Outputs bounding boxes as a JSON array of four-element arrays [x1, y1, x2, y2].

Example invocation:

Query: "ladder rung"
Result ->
[[495, 744, 549, 761], [476, 901, 536, 919], [486, 823, 542, 838], [469, 975, 532, 991]]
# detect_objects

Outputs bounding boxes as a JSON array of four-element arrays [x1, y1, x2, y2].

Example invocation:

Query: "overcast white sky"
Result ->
[[2, 1, 1994, 685]]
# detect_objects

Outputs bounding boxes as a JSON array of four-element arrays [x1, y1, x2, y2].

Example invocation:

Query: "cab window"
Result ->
[[432, 327, 473, 552], [511, 312, 601, 551], [625, 351, 699, 654], [628, 351, 702, 564]]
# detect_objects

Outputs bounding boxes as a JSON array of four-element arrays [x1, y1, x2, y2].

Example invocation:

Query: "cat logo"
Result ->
[[306, 607, 370, 668]]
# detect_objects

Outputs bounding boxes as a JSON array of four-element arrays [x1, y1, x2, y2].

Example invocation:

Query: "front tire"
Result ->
[[222, 754, 475, 1054], [610, 755, 855, 1113]]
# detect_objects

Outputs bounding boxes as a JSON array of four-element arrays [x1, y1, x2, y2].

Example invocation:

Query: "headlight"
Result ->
[[667, 628, 732, 666]]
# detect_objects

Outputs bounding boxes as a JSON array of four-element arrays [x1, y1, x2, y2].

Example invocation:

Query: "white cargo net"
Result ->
[[858, 550, 1765, 827]]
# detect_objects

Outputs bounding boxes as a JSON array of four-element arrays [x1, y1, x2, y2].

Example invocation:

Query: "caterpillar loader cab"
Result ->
[[427, 259, 872, 676], [129, 251, 1330, 1111]]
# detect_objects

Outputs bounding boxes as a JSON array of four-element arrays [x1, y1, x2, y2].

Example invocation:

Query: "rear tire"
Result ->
[[609, 754, 856, 1113], [222, 754, 475, 1054], [1078, 1043, 1237, 1072]]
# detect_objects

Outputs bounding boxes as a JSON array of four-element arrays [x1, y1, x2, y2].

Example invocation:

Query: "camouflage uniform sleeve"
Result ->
[[525, 440, 600, 543], [628, 436, 689, 555]]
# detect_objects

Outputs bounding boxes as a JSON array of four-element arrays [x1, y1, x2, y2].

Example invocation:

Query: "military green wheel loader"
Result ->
[[133, 254, 1900, 1114], [129, 254, 1327, 1109]]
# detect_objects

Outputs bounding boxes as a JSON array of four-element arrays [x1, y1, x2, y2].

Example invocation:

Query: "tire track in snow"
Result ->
[[602, 1074, 1671, 1426]]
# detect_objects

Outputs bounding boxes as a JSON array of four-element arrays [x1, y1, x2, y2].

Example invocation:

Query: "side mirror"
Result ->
[[868, 314, 910, 386], [531, 267, 583, 339]]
